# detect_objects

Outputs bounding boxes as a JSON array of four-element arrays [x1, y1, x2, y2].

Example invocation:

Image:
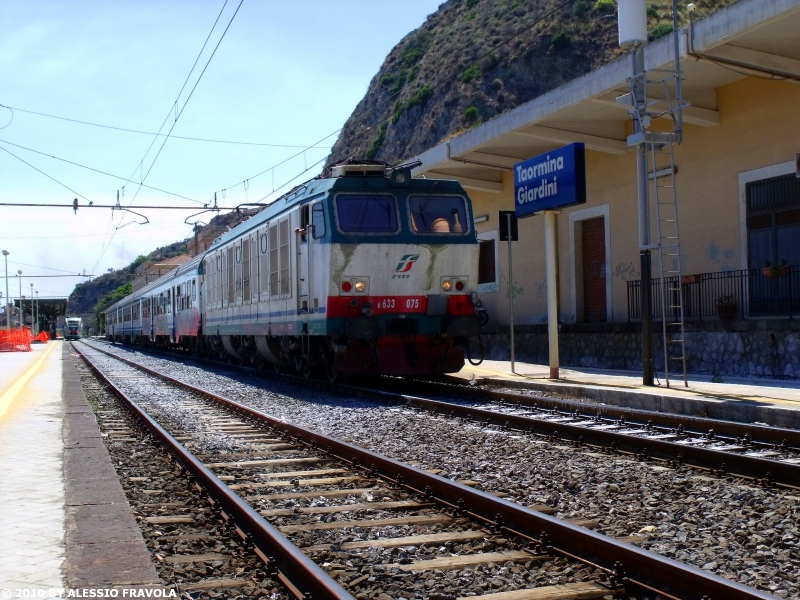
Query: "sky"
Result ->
[[0, 0, 442, 300]]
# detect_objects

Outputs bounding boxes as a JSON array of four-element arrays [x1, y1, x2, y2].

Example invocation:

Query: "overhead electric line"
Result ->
[[93, 0, 244, 272], [0, 202, 242, 210], [0, 103, 330, 148], [0, 145, 93, 203], [0, 139, 199, 203]]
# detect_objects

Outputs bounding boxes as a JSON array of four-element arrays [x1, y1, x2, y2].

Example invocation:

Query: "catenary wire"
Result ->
[[0, 145, 93, 203], [0, 103, 329, 148], [216, 0, 575, 202], [92, 0, 241, 273], [7, 260, 90, 274], [0, 139, 199, 203]]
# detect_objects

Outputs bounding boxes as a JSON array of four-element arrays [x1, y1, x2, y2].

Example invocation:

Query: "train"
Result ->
[[64, 317, 82, 340], [104, 161, 482, 379]]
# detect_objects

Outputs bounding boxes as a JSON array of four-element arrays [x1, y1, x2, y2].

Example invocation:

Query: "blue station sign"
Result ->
[[514, 142, 586, 217]]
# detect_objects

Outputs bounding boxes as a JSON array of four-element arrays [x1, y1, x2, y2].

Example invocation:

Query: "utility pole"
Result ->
[[30, 283, 34, 333], [619, 0, 654, 385], [635, 46, 654, 386], [17, 270, 22, 328], [2, 250, 9, 333]]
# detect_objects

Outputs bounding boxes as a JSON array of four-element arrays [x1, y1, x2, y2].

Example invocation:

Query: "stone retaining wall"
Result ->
[[479, 327, 800, 380]]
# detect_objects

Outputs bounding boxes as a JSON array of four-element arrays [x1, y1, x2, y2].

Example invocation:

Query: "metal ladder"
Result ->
[[630, 72, 689, 388]]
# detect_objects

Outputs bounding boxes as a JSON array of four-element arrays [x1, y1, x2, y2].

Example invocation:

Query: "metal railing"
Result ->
[[628, 264, 800, 321]]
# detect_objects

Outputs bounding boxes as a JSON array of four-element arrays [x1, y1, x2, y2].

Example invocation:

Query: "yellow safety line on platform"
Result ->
[[0, 343, 58, 421]]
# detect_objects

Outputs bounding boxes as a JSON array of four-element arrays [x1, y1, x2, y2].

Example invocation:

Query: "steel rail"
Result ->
[[96, 338, 800, 446], [389, 377, 800, 447], [78, 341, 778, 600], [395, 395, 800, 488], [89, 341, 800, 486], [73, 343, 354, 600], [432, 376, 800, 446]]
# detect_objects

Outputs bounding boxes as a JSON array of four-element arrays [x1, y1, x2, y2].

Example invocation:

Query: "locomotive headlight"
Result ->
[[354, 280, 366, 293], [442, 280, 452, 291]]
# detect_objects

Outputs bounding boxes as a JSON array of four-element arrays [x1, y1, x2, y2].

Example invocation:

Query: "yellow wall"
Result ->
[[471, 76, 800, 325]]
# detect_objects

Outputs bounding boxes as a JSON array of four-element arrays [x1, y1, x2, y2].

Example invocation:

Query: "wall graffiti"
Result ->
[[499, 273, 524, 301], [708, 241, 737, 272], [612, 262, 639, 281]]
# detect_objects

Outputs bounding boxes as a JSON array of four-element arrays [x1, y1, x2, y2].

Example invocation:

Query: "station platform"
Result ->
[[0, 342, 160, 594], [451, 359, 800, 428]]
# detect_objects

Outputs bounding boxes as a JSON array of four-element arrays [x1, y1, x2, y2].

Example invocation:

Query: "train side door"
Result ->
[[296, 205, 311, 315]]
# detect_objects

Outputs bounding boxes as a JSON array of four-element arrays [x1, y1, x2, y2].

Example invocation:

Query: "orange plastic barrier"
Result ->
[[33, 331, 50, 343], [0, 328, 32, 352]]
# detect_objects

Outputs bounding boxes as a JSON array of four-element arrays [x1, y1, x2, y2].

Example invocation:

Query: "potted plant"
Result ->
[[715, 294, 736, 320], [761, 261, 790, 278]]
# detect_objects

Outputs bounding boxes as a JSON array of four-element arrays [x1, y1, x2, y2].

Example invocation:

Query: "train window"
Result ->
[[311, 202, 326, 239], [235, 242, 242, 264], [408, 195, 469, 235], [269, 223, 279, 296], [242, 237, 251, 302], [227, 246, 235, 305], [335, 194, 398, 234], [259, 231, 269, 295], [299, 205, 309, 244], [192, 279, 196, 300], [279, 219, 290, 296], [216, 254, 221, 272]]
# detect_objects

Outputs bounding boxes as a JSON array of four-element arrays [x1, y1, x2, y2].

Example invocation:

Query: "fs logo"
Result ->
[[395, 254, 420, 273]]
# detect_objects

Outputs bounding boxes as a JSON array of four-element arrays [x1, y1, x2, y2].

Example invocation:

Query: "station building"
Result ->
[[411, 0, 800, 379]]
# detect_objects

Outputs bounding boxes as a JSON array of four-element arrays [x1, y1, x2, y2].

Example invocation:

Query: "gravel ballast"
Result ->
[[82, 342, 800, 598]]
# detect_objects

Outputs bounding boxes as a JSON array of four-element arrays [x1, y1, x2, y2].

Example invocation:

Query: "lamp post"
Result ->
[[30, 283, 34, 333], [35, 291, 39, 336], [2, 250, 9, 332], [17, 270, 22, 328]]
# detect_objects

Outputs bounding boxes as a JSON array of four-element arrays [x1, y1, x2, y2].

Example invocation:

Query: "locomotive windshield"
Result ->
[[408, 195, 469, 235], [335, 194, 399, 234]]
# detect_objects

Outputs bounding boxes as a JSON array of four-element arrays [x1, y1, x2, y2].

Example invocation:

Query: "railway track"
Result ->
[[74, 340, 780, 600], [91, 339, 800, 489]]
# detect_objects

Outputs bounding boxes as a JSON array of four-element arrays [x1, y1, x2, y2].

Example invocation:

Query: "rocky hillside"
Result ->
[[328, 0, 736, 166]]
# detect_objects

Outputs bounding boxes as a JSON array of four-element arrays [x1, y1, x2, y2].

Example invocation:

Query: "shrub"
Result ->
[[462, 106, 481, 125], [480, 52, 499, 71], [406, 84, 433, 111], [551, 31, 573, 50], [366, 122, 388, 159], [491, 78, 503, 90], [647, 6, 659, 19], [392, 85, 433, 123], [461, 63, 481, 83], [389, 71, 407, 97], [379, 73, 394, 88], [400, 30, 432, 68], [466, 0, 479, 8], [574, 0, 589, 18], [467, 10, 477, 21], [651, 22, 674, 40], [593, 0, 615, 14]]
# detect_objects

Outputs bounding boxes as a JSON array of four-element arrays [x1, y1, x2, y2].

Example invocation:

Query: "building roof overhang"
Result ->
[[411, 0, 800, 193]]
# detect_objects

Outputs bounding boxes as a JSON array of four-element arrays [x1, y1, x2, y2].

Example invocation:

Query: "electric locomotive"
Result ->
[[203, 161, 481, 378]]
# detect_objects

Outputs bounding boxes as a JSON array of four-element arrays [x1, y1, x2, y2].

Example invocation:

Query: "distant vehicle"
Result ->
[[65, 317, 82, 340]]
